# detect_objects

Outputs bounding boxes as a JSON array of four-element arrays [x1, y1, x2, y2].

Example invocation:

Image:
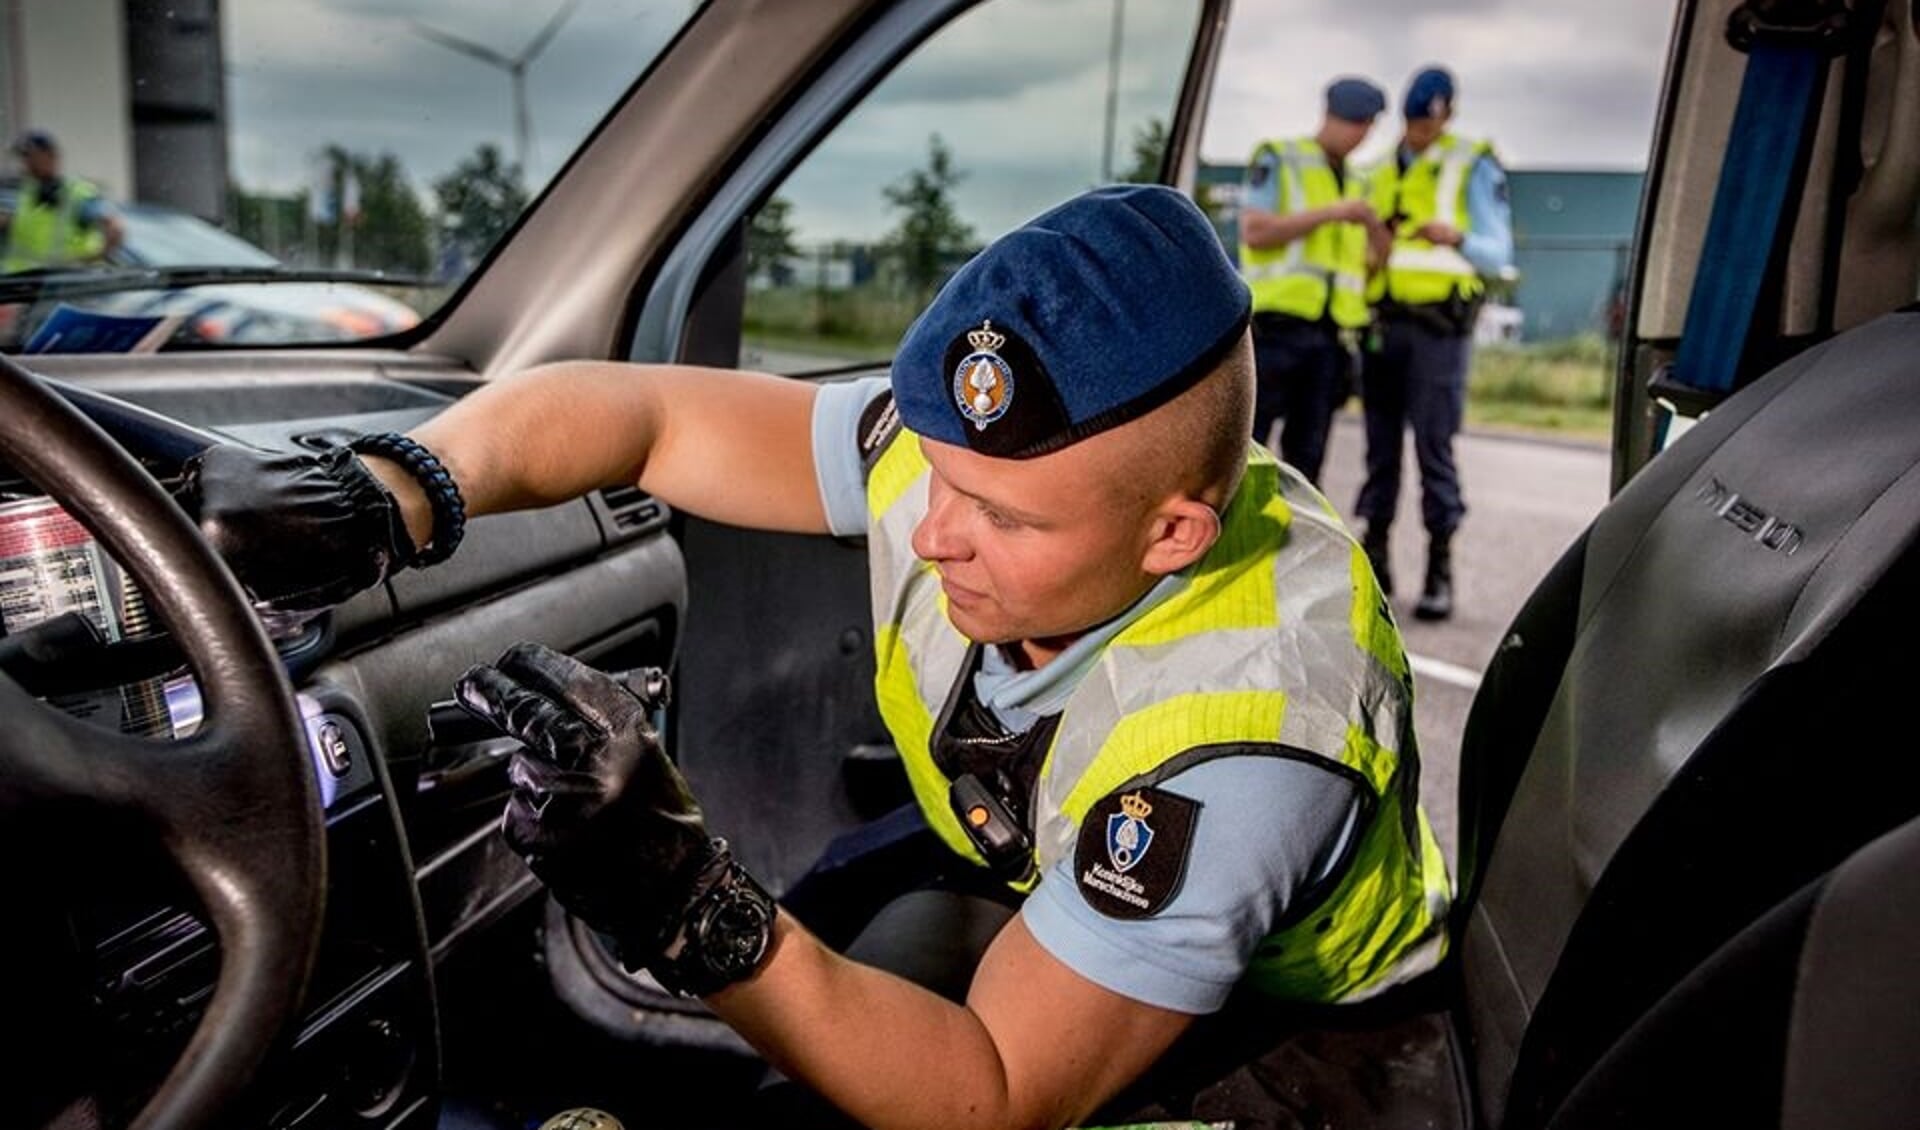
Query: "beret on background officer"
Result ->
[[176, 184, 1449, 1129], [1327, 76, 1388, 124], [1354, 65, 1515, 622], [1238, 75, 1389, 488]]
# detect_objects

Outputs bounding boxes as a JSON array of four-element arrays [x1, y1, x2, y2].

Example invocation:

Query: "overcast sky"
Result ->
[[224, 0, 1676, 245], [1203, 0, 1676, 170]]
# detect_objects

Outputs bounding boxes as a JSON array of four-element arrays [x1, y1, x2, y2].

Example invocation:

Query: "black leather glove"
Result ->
[[455, 643, 723, 970], [174, 443, 415, 611]]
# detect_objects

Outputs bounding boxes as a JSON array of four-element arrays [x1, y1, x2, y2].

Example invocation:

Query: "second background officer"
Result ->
[[1236, 77, 1387, 486], [1356, 66, 1513, 621]]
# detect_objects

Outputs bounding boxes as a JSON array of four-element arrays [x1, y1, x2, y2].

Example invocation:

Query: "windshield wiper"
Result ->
[[0, 264, 435, 303]]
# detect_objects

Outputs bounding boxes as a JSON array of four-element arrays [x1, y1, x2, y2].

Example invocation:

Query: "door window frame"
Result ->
[[626, 0, 1232, 371]]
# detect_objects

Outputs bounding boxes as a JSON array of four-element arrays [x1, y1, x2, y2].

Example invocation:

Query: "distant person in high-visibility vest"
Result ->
[[1355, 67, 1513, 622], [1236, 78, 1388, 486], [1, 130, 125, 273]]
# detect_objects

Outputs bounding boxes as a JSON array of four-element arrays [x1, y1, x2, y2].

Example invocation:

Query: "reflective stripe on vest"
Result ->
[[2, 177, 105, 272], [1370, 134, 1488, 307], [1239, 139, 1372, 328], [863, 431, 1452, 1001]]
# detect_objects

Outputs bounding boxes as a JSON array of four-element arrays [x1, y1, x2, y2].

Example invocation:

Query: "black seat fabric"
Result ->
[[1453, 310, 1920, 1128], [1541, 812, 1920, 1130], [1779, 811, 1920, 1130]]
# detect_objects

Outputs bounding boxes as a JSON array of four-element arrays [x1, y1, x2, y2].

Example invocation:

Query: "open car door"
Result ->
[[609, 0, 1233, 935]]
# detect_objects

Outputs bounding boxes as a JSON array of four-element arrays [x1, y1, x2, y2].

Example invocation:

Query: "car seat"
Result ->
[[1454, 305, 1920, 1128], [1133, 308, 1920, 1129]]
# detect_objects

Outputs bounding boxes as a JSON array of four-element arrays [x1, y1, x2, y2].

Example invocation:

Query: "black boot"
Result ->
[[1361, 524, 1393, 598], [1415, 534, 1454, 621]]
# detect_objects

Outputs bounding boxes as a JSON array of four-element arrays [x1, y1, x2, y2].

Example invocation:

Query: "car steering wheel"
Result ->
[[0, 354, 324, 1130]]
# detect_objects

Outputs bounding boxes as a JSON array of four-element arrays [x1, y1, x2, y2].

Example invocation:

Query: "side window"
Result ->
[[742, 0, 1204, 375]]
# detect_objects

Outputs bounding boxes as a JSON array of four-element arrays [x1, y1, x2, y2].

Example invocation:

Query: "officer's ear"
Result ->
[[1141, 498, 1221, 577]]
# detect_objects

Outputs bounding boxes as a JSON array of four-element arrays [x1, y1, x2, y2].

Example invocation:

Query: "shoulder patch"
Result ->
[[1246, 161, 1272, 190], [857, 390, 902, 473], [1074, 785, 1199, 919]]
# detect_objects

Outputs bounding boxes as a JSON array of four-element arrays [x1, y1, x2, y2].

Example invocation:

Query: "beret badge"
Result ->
[[952, 320, 1014, 431]]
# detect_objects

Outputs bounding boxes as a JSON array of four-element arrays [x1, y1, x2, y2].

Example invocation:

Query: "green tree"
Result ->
[[748, 196, 800, 286], [348, 152, 433, 275], [432, 144, 530, 274], [311, 145, 432, 275], [881, 134, 974, 300], [1121, 117, 1170, 184], [227, 183, 309, 262]]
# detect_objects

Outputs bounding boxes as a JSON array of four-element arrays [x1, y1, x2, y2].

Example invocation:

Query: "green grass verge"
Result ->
[[1466, 334, 1616, 441], [1465, 399, 1615, 439], [743, 284, 919, 360]]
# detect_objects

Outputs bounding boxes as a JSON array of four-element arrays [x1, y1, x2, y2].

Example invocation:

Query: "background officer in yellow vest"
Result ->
[[0, 130, 124, 273], [1237, 77, 1387, 486], [1355, 67, 1512, 621], [178, 186, 1450, 1129]]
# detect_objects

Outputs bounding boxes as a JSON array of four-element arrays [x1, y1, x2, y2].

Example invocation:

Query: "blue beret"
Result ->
[[1326, 77, 1386, 122], [11, 128, 56, 155], [892, 184, 1250, 460], [1404, 67, 1455, 120]]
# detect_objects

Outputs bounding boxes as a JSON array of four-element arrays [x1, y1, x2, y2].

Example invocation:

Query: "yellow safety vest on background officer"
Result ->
[[1240, 138, 1372, 328], [1236, 76, 1389, 489], [1369, 132, 1494, 308], [866, 431, 1451, 1002], [2, 175, 109, 272]]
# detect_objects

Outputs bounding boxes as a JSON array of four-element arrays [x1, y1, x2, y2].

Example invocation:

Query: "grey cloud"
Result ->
[[227, 0, 682, 191], [222, 0, 1672, 247], [867, 0, 1202, 108]]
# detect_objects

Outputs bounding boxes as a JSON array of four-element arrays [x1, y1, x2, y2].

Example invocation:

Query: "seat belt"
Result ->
[[1649, 0, 1849, 454]]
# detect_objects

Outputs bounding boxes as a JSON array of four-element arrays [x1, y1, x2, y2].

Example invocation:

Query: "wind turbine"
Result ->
[[411, 0, 582, 173]]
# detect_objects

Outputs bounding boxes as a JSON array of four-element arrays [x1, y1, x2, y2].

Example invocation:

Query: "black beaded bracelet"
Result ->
[[347, 432, 467, 567]]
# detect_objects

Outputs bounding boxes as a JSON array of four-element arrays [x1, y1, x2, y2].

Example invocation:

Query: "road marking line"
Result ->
[[1409, 651, 1483, 692]]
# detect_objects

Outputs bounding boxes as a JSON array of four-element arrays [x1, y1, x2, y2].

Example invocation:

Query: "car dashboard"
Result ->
[[0, 352, 687, 1129]]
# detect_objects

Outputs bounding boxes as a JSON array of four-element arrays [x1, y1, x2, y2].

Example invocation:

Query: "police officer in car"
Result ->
[[179, 185, 1450, 1129], [1356, 67, 1513, 621], [1238, 77, 1388, 485]]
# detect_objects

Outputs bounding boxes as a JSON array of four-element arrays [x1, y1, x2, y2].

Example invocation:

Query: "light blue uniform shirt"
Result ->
[[1455, 150, 1514, 276], [1241, 147, 1283, 215], [812, 376, 1364, 1013]]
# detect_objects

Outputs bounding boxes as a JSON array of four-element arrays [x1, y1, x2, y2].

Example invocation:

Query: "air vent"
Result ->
[[597, 486, 668, 536]]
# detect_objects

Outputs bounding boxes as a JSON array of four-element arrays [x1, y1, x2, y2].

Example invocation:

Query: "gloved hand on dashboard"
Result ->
[[454, 643, 740, 979], [173, 433, 464, 611]]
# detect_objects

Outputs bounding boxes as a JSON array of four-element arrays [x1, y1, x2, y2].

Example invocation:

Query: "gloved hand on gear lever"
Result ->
[[172, 433, 464, 612], [454, 643, 754, 984]]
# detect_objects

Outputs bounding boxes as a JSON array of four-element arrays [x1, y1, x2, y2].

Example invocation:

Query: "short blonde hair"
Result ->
[[1099, 330, 1254, 513]]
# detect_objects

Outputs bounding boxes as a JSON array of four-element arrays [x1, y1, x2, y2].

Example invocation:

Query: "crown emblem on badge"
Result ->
[[1119, 792, 1154, 821], [968, 321, 1006, 352], [953, 319, 1015, 430]]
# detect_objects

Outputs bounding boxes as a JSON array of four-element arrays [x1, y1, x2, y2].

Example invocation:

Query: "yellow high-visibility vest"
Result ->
[[1369, 133, 1491, 307], [1239, 138, 1372, 328], [2, 176, 106, 272], [864, 432, 1451, 1002]]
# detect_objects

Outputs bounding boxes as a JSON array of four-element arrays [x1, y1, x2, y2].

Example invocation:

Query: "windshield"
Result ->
[[0, 0, 699, 352]]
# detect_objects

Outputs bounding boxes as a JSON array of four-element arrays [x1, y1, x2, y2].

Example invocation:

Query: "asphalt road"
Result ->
[[1314, 413, 1612, 863]]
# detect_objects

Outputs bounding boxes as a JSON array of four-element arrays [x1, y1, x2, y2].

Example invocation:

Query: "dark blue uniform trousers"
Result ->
[[1355, 316, 1470, 537], [1251, 315, 1345, 486]]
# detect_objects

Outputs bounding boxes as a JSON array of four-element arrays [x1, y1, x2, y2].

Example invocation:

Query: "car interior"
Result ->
[[0, 0, 1916, 1128]]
